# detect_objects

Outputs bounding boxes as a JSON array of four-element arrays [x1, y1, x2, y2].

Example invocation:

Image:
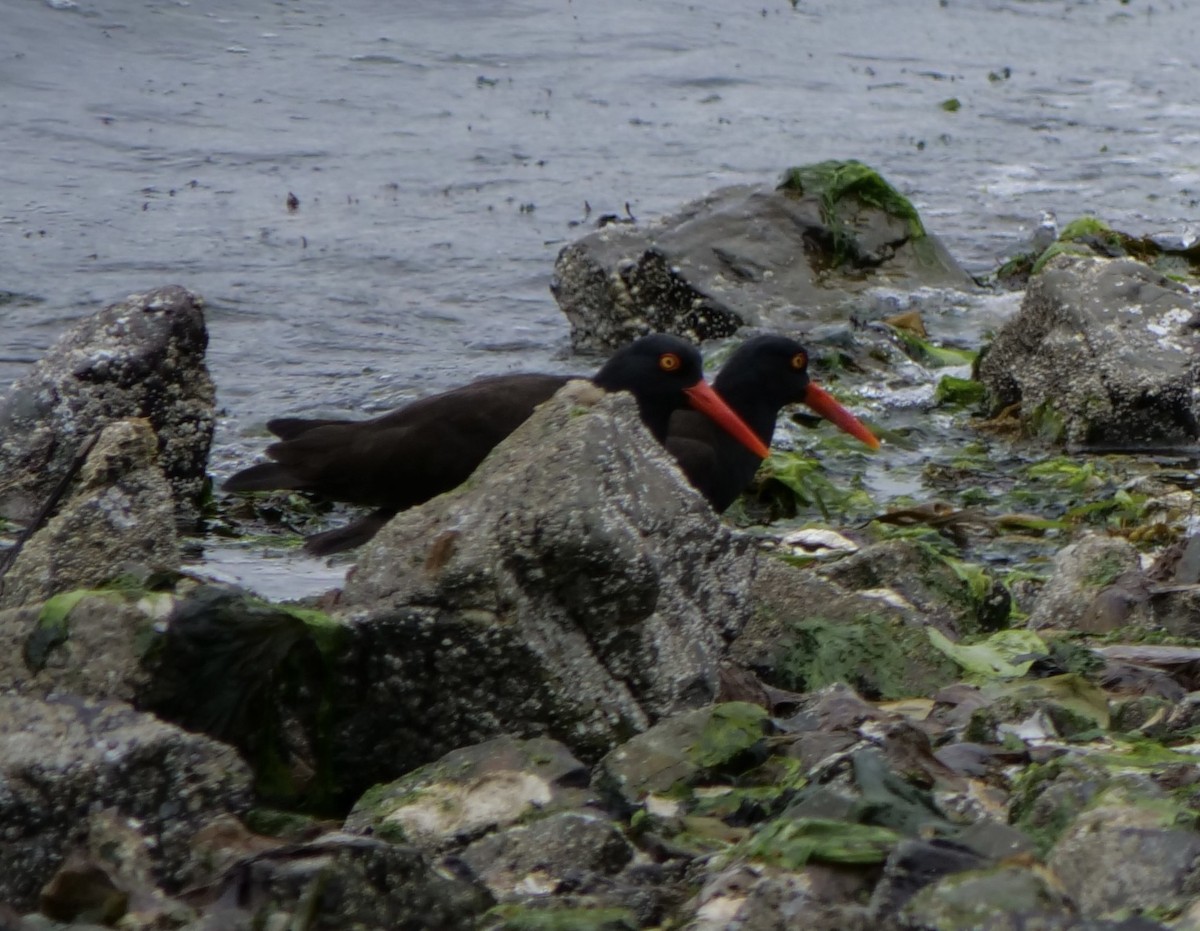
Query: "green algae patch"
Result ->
[[928, 628, 1048, 682], [760, 452, 876, 522], [140, 585, 350, 812], [934, 374, 987, 408], [687, 701, 772, 772], [777, 160, 939, 273], [25, 588, 123, 672], [778, 615, 959, 700], [779, 160, 926, 239], [1010, 750, 1196, 856], [244, 807, 328, 841], [1020, 215, 1200, 282], [940, 97, 962, 112], [485, 905, 638, 931], [890, 328, 977, 369], [742, 816, 899, 869]]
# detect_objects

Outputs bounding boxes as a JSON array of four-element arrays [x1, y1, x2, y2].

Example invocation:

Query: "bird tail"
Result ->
[[222, 461, 304, 493], [267, 417, 346, 441]]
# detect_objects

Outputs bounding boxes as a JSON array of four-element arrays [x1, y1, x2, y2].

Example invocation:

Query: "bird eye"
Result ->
[[659, 352, 682, 372], [791, 352, 807, 371]]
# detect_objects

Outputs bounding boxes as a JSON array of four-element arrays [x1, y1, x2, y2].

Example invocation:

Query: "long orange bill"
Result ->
[[803, 383, 881, 449], [684, 381, 772, 459]]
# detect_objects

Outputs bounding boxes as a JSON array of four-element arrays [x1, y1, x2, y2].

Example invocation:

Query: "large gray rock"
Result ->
[[0, 694, 251, 911], [0, 418, 180, 608], [0, 285, 215, 523], [552, 167, 973, 351], [334, 384, 758, 773], [978, 255, 1200, 447]]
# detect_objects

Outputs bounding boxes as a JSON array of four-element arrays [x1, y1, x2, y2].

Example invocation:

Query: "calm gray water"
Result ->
[[2, 0, 1197, 593]]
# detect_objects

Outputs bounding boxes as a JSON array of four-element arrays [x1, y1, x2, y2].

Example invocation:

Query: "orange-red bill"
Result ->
[[684, 381, 772, 459], [803, 383, 881, 449]]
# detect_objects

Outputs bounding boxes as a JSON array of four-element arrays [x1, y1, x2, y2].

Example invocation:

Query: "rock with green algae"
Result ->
[[1048, 795, 1200, 919], [814, 539, 1008, 637], [343, 735, 594, 851], [1008, 747, 1200, 859], [897, 864, 1075, 930], [0, 585, 169, 701], [998, 214, 1200, 288], [593, 702, 773, 809], [735, 562, 963, 702], [962, 674, 1111, 745], [978, 253, 1200, 448], [551, 161, 974, 351], [1026, 532, 1146, 633]]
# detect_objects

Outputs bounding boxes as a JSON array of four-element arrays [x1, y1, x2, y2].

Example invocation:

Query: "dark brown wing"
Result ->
[[224, 373, 570, 509]]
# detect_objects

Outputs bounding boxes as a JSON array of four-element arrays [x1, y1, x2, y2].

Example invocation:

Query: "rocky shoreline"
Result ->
[[3, 163, 1200, 929]]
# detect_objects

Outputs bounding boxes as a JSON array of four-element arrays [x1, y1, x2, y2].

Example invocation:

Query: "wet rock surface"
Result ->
[[0, 285, 214, 524], [978, 254, 1200, 447], [552, 164, 974, 351]]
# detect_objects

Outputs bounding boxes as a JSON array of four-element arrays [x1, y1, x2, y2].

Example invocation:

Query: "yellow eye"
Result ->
[[791, 351, 808, 371], [659, 352, 682, 372]]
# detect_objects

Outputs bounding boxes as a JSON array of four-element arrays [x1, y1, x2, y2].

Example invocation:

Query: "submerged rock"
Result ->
[[0, 285, 215, 524], [978, 254, 1200, 447], [0, 418, 180, 608], [552, 162, 974, 351]]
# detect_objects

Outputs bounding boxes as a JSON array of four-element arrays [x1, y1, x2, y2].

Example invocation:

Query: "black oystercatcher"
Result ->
[[224, 334, 769, 555], [667, 334, 879, 512]]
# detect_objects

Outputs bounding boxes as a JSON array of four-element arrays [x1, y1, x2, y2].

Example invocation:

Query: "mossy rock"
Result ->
[[772, 615, 960, 701], [594, 703, 773, 809]]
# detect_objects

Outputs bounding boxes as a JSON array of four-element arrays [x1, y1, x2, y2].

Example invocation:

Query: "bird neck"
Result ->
[[714, 370, 787, 444]]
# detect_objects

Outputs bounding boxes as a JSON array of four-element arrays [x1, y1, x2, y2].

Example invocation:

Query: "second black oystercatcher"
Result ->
[[224, 334, 769, 555], [667, 334, 880, 512]]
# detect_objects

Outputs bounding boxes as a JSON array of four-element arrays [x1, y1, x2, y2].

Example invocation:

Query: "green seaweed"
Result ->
[[779, 160, 926, 237], [24, 589, 118, 672], [760, 452, 875, 521], [687, 702, 771, 774], [927, 628, 1048, 681], [741, 816, 899, 869], [778, 160, 927, 268], [890, 328, 977, 368], [778, 615, 959, 701]]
